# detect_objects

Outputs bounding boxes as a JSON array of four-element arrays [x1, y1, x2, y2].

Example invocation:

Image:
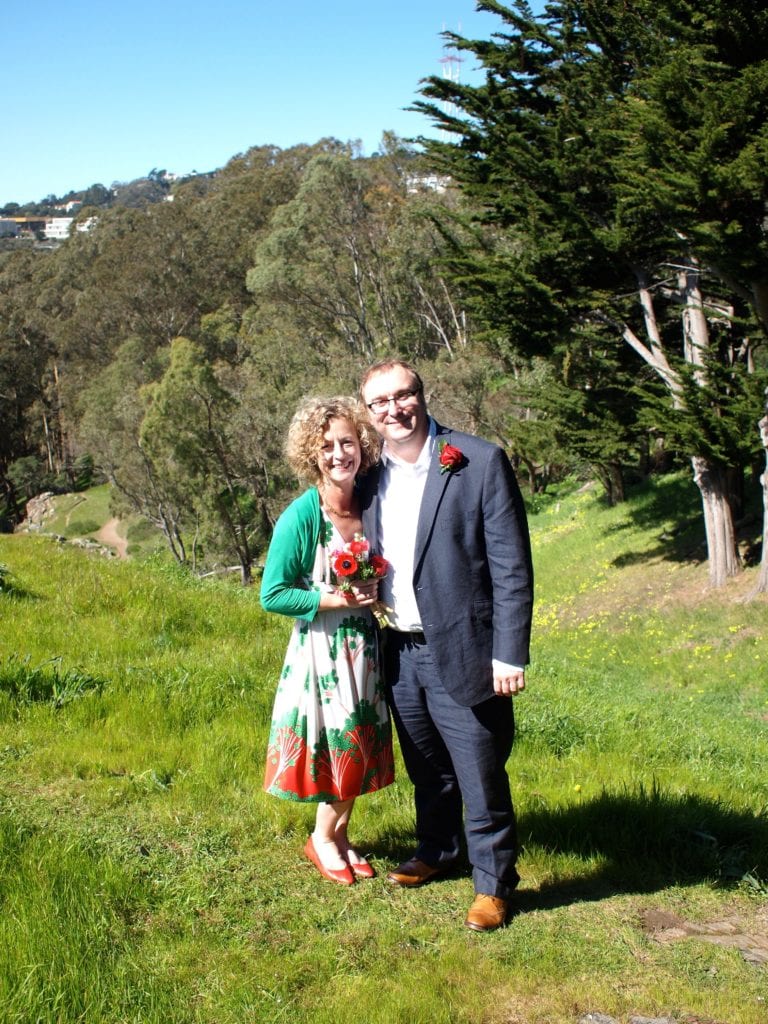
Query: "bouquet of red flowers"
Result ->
[[330, 533, 389, 592]]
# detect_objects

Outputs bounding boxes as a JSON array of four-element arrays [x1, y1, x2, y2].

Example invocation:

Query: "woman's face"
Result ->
[[317, 417, 362, 486]]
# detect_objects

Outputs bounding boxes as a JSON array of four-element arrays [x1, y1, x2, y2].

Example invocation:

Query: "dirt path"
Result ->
[[95, 517, 128, 559]]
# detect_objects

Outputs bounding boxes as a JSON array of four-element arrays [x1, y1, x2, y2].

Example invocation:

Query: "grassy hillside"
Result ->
[[23, 483, 166, 559], [0, 473, 766, 1024]]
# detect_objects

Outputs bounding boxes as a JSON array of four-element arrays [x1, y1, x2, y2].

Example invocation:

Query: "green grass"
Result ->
[[35, 483, 166, 559], [0, 473, 766, 1024], [42, 484, 114, 536]]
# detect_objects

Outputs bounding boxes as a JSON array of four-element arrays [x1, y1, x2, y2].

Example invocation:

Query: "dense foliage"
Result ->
[[412, 0, 768, 585], [2, 2, 767, 586], [0, 138, 484, 569]]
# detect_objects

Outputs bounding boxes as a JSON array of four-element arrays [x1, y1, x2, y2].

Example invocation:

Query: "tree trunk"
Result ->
[[608, 462, 625, 504], [594, 462, 625, 505], [754, 412, 768, 595], [1, 476, 20, 529], [624, 266, 743, 586], [520, 455, 538, 496], [691, 456, 741, 587], [160, 515, 187, 565]]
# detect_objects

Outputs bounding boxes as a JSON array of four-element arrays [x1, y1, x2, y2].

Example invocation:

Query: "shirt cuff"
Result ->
[[492, 659, 524, 675]]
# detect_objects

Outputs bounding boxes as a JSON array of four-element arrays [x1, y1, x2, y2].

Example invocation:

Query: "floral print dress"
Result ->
[[264, 516, 394, 802]]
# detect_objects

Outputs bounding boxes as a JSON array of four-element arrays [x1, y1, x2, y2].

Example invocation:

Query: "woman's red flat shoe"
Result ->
[[304, 836, 355, 886], [349, 858, 376, 879]]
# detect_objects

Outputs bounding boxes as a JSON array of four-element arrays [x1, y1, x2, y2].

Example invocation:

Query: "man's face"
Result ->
[[362, 365, 428, 449]]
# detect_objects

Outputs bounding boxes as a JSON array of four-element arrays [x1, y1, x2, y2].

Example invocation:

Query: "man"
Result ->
[[360, 358, 533, 931]]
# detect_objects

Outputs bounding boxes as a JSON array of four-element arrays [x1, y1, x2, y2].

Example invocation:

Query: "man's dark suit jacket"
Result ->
[[361, 421, 533, 708]]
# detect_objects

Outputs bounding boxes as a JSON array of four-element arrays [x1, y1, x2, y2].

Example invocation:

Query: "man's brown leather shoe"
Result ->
[[386, 857, 443, 887], [464, 894, 509, 931]]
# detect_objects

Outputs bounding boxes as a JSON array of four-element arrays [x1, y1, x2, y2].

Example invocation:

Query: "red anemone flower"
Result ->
[[333, 553, 359, 577], [369, 555, 389, 577]]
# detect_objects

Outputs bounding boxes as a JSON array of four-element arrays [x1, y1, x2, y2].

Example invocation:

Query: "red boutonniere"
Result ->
[[438, 441, 464, 474]]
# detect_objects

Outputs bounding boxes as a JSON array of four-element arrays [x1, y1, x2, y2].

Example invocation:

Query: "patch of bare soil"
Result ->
[[639, 907, 768, 967], [95, 517, 128, 559]]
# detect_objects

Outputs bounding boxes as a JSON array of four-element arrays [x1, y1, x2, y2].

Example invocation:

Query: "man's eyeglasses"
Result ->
[[365, 387, 422, 415]]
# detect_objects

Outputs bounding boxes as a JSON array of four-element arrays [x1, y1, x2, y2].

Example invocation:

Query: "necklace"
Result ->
[[320, 489, 357, 519], [322, 501, 356, 519]]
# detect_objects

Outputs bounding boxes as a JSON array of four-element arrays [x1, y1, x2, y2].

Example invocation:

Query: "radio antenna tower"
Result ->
[[438, 22, 464, 120]]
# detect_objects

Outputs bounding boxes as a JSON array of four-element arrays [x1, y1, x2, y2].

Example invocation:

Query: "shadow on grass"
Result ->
[[516, 784, 768, 909], [369, 784, 767, 909], [0, 569, 39, 601], [609, 528, 707, 569], [605, 474, 708, 568], [605, 472, 764, 571]]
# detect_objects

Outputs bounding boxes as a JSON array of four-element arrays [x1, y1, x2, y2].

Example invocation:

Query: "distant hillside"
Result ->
[[0, 168, 214, 217]]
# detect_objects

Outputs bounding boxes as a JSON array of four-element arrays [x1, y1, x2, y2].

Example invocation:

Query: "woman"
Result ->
[[260, 396, 394, 885]]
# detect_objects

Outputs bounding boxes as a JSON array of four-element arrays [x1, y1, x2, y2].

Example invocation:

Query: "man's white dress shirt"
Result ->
[[376, 419, 522, 677]]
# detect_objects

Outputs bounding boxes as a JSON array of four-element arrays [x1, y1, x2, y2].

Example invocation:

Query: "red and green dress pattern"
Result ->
[[264, 519, 394, 802]]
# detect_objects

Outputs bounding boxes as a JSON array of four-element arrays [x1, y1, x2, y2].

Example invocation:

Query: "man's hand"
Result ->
[[493, 669, 525, 697]]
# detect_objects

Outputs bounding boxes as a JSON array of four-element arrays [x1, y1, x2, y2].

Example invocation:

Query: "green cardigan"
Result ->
[[260, 487, 323, 621]]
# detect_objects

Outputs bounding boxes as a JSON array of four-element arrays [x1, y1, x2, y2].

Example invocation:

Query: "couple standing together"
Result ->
[[261, 358, 533, 932]]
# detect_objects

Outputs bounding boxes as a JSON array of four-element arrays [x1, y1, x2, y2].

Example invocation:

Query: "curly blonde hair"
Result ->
[[285, 395, 381, 485]]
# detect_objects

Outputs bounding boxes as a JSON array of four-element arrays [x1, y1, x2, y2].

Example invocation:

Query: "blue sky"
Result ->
[[2, 1, 526, 206]]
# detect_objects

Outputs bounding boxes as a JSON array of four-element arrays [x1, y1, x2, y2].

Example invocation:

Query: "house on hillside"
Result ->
[[44, 217, 73, 240], [75, 216, 98, 233], [55, 200, 82, 214], [10, 216, 47, 236], [405, 173, 450, 194]]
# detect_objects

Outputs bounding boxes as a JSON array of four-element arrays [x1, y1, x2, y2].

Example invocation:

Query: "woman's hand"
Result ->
[[347, 579, 379, 603], [318, 580, 379, 611]]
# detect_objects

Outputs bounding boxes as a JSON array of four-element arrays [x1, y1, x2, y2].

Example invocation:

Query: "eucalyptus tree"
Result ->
[[414, 0, 768, 588], [139, 337, 272, 584], [68, 144, 355, 568], [246, 152, 397, 359], [198, 141, 342, 314], [0, 250, 65, 520], [77, 321, 307, 574], [77, 336, 192, 563], [56, 199, 216, 370], [246, 149, 473, 366], [55, 155, 301, 504]]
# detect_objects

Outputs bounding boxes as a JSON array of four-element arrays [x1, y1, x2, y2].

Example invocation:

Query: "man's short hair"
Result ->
[[360, 358, 424, 397]]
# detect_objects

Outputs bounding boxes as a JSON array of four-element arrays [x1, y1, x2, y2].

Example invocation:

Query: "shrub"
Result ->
[[67, 519, 101, 537]]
